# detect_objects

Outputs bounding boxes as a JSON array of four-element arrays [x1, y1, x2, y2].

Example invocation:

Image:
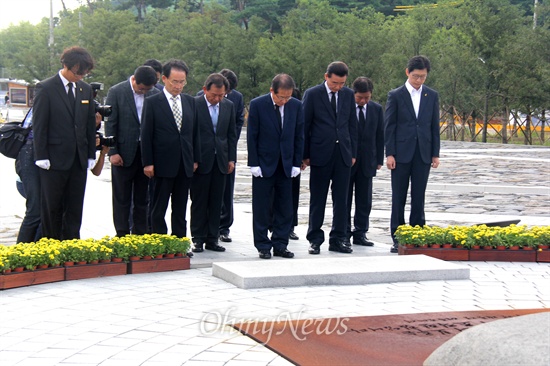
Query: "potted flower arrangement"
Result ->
[[396, 224, 550, 262], [394, 225, 425, 247]]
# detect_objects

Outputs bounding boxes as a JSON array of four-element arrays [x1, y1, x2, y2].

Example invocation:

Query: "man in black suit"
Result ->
[[347, 77, 384, 247], [33, 46, 96, 240], [248, 74, 304, 259], [196, 69, 244, 244], [141, 59, 200, 238], [302, 61, 358, 254], [106, 66, 159, 236], [385, 55, 440, 253], [217, 69, 245, 244], [143, 59, 164, 91], [191, 73, 237, 253]]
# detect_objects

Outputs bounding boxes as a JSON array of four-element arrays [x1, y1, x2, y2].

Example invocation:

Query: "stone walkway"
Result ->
[[0, 133, 549, 365]]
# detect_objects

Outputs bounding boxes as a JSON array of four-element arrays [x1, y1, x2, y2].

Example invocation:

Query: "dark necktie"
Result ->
[[275, 105, 282, 130], [67, 82, 75, 111], [330, 91, 336, 115], [358, 105, 366, 132]]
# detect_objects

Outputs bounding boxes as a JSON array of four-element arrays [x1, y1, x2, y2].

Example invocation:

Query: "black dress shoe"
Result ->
[[353, 236, 374, 246], [259, 250, 272, 259], [308, 243, 321, 255], [273, 249, 294, 258], [328, 239, 353, 253], [219, 234, 232, 243], [390, 243, 399, 253], [205, 243, 226, 252], [289, 231, 299, 240], [192, 243, 204, 253]]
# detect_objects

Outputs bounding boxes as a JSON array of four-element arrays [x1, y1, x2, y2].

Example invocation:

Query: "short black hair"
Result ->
[[219, 69, 238, 91], [134, 66, 158, 86], [204, 73, 229, 91], [61, 46, 94, 74], [326, 61, 348, 78], [143, 59, 163, 74], [352, 77, 374, 94], [271, 74, 296, 94], [162, 59, 189, 78], [407, 55, 431, 73]]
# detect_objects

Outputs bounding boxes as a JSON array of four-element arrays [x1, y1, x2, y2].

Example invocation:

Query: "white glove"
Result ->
[[35, 159, 51, 170], [250, 166, 263, 178], [291, 166, 301, 178], [88, 159, 95, 170]]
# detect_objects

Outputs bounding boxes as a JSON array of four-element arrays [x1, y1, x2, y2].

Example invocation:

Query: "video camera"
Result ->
[[90, 82, 113, 119], [90, 82, 116, 150]]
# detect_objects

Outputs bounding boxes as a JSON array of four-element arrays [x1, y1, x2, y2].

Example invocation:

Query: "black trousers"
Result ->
[[151, 163, 191, 238], [252, 160, 292, 252], [390, 144, 431, 239], [190, 162, 226, 244], [111, 147, 149, 236], [347, 164, 374, 239], [39, 156, 87, 240], [218, 167, 236, 236], [306, 144, 351, 244], [291, 174, 300, 227]]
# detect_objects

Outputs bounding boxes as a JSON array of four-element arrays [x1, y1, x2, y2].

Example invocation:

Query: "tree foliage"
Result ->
[[0, 0, 548, 144]]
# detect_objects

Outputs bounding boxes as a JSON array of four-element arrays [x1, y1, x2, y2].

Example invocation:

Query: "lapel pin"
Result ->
[[424, 93, 427, 97]]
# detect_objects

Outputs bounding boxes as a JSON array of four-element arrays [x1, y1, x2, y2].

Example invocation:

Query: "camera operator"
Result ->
[[91, 112, 110, 176], [106, 65, 159, 236], [89, 83, 114, 176]]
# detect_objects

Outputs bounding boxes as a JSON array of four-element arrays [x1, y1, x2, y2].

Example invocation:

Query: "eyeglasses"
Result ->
[[70, 68, 88, 77], [275, 94, 292, 101], [410, 73, 427, 80], [167, 79, 187, 87]]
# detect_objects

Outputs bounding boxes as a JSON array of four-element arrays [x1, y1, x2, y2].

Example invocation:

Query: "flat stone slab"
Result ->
[[212, 254, 470, 289]]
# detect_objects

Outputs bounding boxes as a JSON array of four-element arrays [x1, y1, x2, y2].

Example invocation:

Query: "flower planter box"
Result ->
[[398, 246, 469, 261], [536, 250, 550, 263], [127, 256, 190, 274], [469, 249, 537, 262], [65, 262, 127, 281], [0, 267, 65, 290]]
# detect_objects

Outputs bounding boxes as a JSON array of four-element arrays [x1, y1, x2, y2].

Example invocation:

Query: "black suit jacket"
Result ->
[[105, 79, 159, 166], [384, 84, 440, 164], [226, 89, 245, 140], [33, 74, 96, 170], [247, 94, 304, 178], [194, 95, 237, 175], [141, 91, 200, 178], [356, 100, 384, 177], [302, 83, 358, 166]]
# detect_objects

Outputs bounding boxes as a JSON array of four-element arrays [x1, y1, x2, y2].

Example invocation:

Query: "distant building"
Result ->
[[0, 79, 33, 107]]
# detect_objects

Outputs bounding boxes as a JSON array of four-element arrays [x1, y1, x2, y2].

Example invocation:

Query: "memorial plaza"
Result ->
[[0, 131, 549, 365]]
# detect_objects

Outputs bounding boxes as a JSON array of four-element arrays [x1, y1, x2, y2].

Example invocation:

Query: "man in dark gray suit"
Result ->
[[385, 55, 440, 253], [248, 74, 304, 259], [347, 77, 384, 247], [106, 66, 159, 236], [33, 46, 96, 240], [191, 73, 237, 253], [302, 61, 358, 255], [141, 60, 200, 238]]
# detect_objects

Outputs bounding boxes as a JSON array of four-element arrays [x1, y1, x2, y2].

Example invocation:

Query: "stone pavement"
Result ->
[[0, 134, 549, 365]]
